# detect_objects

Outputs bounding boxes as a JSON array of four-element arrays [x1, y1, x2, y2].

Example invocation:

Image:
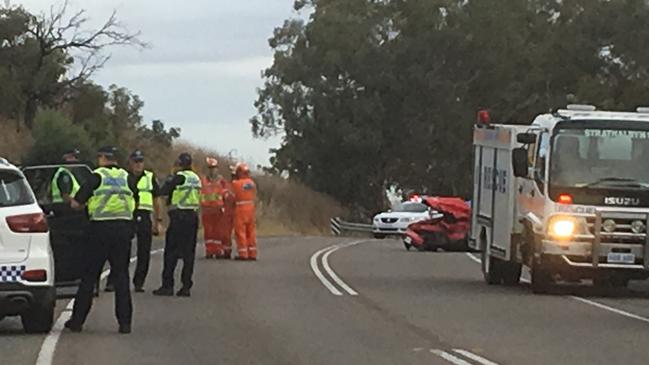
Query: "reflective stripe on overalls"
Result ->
[[170, 170, 201, 211], [87, 168, 135, 221], [137, 170, 155, 211]]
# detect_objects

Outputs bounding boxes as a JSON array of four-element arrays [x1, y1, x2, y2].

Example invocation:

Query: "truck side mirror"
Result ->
[[517, 133, 537, 144], [512, 148, 529, 178]]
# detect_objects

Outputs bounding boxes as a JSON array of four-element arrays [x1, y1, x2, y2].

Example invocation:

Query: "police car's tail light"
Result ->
[[6, 213, 49, 233], [21, 269, 47, 282]]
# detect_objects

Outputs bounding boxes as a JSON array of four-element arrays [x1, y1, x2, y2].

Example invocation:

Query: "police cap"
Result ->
[[130, 149, 145, 162], [177, 152, 192, 168], [97, 146, 118, 158]]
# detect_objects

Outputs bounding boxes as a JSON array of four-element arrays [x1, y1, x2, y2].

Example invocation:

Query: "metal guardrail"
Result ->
[[330, 217, 373, 236]]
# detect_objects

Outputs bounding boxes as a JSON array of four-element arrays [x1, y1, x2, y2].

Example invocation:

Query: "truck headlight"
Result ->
[[548, 216, 582, 239], [631, 220, 646, 234]]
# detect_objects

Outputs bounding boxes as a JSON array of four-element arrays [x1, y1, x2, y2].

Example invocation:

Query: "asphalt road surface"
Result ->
[[3, 236, 649, 365]]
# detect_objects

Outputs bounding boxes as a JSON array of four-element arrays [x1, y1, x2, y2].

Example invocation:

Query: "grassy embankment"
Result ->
[[0, 128, 344, 236]]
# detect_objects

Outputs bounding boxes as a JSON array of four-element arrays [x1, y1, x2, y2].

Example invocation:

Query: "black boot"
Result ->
[[152, 287, 174, 296]]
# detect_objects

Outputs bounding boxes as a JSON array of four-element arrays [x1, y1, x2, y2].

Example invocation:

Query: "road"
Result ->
[[3, 236, 649, 364]]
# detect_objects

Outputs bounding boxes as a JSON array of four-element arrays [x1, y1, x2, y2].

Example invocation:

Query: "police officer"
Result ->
[[153, 153, 201, 297], [105, 149, 162, 292], [64, 146, 138, 334], [51, 149, 81, 204]]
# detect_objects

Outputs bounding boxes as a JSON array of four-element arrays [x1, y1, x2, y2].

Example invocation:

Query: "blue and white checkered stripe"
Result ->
[[0, 265, 26, 283]]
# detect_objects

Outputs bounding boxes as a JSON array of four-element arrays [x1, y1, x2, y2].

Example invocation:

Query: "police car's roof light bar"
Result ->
[[566, 104, 597, 112]]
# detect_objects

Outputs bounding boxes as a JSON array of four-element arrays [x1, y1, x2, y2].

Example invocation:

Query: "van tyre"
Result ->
[[482, 249, 503, 285], [22, 300, 55, 334], [501, 262, 522, 286], [594, 276, 629, 289], [531, 262, 553, 294]]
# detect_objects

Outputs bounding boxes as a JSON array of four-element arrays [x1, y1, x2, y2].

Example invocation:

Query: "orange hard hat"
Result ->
[[205, 157, 218, 168], [235, 162, 250, 176]]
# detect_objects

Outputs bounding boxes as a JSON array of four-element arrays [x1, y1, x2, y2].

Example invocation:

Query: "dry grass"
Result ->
[[255, 175, 345, 236], [149, 141, 344, 236]]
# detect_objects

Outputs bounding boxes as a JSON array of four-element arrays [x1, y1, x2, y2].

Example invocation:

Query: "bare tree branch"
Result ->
[[20, 2, 148, 127]]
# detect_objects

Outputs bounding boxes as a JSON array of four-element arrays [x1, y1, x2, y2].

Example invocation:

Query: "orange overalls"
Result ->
[[232, 177, 257, 260], [200, 177, 226, 258]]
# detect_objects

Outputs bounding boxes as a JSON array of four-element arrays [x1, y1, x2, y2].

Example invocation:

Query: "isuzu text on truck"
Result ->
[[471, 105, 649, 293]]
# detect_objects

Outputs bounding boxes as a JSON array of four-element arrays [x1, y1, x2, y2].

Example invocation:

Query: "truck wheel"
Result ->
[[501, 262, 523, 286], [594, 276, 629, 289], [531, 263, 553, 294], [611, 276, 630, 288], [22, 300, 55, 334], [481, 248, 502, 285]]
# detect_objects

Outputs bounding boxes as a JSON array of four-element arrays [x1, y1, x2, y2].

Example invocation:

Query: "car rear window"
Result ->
[[0, 170, 35, 207]]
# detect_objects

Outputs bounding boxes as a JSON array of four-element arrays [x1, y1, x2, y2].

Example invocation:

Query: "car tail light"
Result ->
[[21, 269, 47, 282], [6, 213, 49, 233]]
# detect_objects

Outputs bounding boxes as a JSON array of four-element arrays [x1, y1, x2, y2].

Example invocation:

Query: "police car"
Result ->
[[0, 158, 55, 333], [372, 199, 433, 238]]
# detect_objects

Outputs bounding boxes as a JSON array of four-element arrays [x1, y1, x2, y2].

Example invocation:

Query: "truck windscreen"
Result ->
[[550, 127, 649, 189]]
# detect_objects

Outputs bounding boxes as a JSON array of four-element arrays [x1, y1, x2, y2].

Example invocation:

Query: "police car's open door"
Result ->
[[22, 164, 96, 297]]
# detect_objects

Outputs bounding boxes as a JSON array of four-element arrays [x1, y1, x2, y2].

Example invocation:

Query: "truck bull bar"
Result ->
[[560, 208, 649, 270]]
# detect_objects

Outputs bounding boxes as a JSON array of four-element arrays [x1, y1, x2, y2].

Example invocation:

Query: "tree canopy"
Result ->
[[0, 3, 179, 166], [252, 0, 649, 216]]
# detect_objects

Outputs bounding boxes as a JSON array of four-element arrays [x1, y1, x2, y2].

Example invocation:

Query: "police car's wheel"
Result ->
[[22, 300, 55, 334]]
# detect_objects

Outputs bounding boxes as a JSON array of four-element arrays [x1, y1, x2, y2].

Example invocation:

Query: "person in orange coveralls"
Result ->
[[201, 157, 232, 259], [231, 163, 257, 261]]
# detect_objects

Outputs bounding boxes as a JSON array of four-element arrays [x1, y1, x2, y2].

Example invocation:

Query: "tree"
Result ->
[[0, 1, 145, 129], [25, 110, 93, 164], [253, 0, 649, 217]]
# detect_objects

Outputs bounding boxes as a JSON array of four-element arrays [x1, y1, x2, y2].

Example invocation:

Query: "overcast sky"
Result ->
[[16, 0, 296, 166]]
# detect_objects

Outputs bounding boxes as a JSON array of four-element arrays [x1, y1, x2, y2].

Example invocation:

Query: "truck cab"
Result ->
[[472, 105, 649, 293]]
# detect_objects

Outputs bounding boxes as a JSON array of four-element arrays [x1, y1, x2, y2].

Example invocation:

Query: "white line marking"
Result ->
[[430, 350, 474, 365], [570, 296, 649, 324], [322, 244, 359, 296], [36, 248, 165, 365], [310, 246, 343, 296], [465, 253, 481, 264], [453, 349, 499, 365], [464, 252, 649, 324]]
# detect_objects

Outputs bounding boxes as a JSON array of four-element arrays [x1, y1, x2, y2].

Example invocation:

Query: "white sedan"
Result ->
[[372, 201, 431, 239]]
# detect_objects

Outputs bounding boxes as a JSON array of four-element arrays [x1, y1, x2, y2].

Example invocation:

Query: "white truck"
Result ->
[[470, 105, 649, 293]]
